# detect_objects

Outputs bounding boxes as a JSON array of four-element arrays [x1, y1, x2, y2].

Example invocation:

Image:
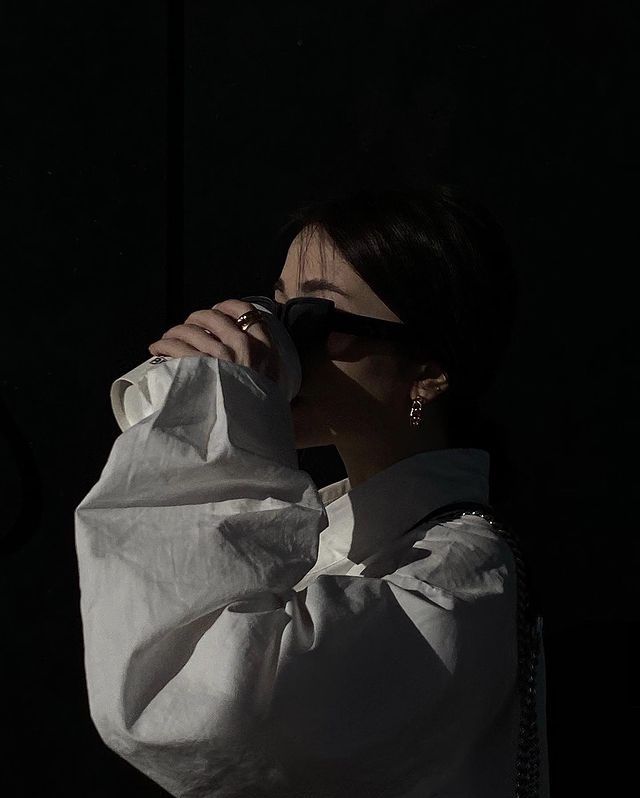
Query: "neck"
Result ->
[[335, 405, 450, 490]]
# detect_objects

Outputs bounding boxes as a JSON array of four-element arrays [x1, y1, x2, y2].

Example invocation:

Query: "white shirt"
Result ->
[[75, 341, 550, 797]]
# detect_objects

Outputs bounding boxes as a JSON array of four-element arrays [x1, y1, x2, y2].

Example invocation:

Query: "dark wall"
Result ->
[[3, 0, 632, 794]]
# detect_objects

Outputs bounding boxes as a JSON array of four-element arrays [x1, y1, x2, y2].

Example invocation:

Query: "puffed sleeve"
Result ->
[[75, 355, 518, 798]]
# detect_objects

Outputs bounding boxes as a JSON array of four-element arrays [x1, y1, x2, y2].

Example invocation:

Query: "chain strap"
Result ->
[[404, 502, 542, 798]]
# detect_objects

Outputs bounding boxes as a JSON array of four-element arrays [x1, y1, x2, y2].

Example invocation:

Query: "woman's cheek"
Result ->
[[296, 335, 366, 401], [325, 331, 361, 360]]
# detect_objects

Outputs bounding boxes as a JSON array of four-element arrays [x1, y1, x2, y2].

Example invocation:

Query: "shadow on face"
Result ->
[[276, 226, 419, 449]]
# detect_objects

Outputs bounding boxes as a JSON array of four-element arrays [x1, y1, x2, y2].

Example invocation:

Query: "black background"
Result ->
[[2, 0, 634, 794]]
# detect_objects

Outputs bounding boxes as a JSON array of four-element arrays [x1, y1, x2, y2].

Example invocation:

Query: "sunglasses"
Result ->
[[241, 295, 424, 357]]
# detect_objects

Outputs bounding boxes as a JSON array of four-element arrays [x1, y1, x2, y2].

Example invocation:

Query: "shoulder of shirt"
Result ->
[[372, 512, 517, 604]]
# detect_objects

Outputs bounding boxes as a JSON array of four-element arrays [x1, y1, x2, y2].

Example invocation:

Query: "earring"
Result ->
[[409, 397, 425, 428], [409, 387, 442, 428]]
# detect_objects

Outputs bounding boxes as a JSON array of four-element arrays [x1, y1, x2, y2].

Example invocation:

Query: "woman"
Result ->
[[75, 183, 550, 797]]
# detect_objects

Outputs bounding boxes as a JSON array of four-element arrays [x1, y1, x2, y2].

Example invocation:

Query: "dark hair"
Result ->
[[270, 181, 519, 444]]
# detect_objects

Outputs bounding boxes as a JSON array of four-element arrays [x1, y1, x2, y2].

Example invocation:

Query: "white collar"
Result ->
[[295, 448, 491, 588]]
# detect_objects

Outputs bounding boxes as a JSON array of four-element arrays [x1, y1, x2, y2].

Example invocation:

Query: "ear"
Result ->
[[410, 361, 449, 403]]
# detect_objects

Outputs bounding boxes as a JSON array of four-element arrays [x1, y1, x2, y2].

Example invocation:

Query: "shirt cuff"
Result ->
[[110, 302, 302, 433]]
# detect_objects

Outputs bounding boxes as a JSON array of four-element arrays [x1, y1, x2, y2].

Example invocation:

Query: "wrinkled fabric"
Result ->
[[75, 352, 550, 798]]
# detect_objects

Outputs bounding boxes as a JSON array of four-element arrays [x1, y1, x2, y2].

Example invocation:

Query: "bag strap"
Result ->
[[399, 499, 544, 797], [404, 499, 497, 535]]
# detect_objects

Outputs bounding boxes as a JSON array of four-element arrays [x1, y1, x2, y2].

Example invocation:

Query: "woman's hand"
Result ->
[[148, 299, 281, 386]]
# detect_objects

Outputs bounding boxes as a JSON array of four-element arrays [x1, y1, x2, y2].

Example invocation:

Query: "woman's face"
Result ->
[[275, 226, 419, 450]]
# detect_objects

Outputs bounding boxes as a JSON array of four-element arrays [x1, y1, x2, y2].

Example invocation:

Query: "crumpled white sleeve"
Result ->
[[75, 355, 517, 798]]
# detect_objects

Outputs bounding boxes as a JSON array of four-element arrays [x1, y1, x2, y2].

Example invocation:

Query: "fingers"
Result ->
[[148, 330, 234, 359], [147, 300, 271, 363], [158, 322, 237, 358], [188, 304, 272, 350], [148, 338, 202, 358]]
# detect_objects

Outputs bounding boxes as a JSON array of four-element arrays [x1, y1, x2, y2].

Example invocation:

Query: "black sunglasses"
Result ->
[[241, 295, 425, 356]]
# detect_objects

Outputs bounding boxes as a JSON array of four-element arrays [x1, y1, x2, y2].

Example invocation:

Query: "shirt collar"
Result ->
[[315, 447, 491, 566]]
